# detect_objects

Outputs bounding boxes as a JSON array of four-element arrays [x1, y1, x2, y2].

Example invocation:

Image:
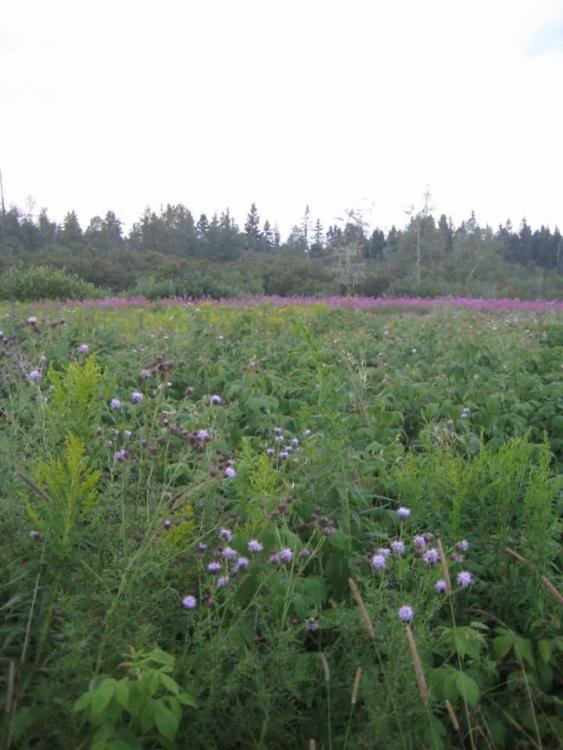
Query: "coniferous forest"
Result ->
[[1, 200, 562, 301]]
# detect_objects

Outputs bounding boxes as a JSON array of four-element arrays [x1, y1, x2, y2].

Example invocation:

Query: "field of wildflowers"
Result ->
[[0, 299, 562, 749]]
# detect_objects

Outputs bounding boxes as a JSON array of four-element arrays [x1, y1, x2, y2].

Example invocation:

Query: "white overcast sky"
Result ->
[[1, 0, 563, 236]]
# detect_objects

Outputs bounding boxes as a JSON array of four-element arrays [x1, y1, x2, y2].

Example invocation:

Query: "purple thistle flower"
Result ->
[[274, 435, 284, 443], [130, 391, 144, 404], [456, 539, 470, 552], [218, 528, 233, 541], [235, 555, 249, 569], [247, 539, 263, 553], [398, 605, 414, 623], [391, 540, 406, 556], [300, 548, 312, 559], [110, 397, 122, 410], [78, 344, 89, 353], [414, 535, 427, 550], [291, 438, 300, 447], [279, 547, 293, 564], [306, 618, 319, 632], [114, 449, 127, 461], [274, 427, 283, 435], [371, 553, 387, 570], [27, 316, 37, 324], [435, 580, 448, 593], [268, 552, 280, 564], [207, 561, 222, 574], [221, 546, 238, 560], [140, 369, 152, 379], [182, 595, 197, 610], [28, 369, 42, 383], [30, 530, 41, 540], [378, 547, 391, 559], [210, 394, 223, 405], [224, 467, 236, 479], [397, 506, 411, 519], [423, 548, 440, 566], [216, 576, 229, 589], [457, 570, 473, 589], [303, 429, 312, 437], [195, 429, 212, 441], [279, 451, 289, 459], [266, 448, 274, 457], [163, 519, 172, 529], [197, 542, 208, 553]]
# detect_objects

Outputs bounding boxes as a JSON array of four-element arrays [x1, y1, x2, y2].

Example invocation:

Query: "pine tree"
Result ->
[[310, 219, 324, 257], [244, 203, 261, 250]]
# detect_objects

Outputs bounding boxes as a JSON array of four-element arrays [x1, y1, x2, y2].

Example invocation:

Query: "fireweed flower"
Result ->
[[414, 535, 427, 550], [216, 576, 229, 589], [182, 595, 197, 610], [397, 506, 411, 519], [28, 369, 41, 383], [131, 391, 144, 404], [398, 605, 414, 623], [423, 548, 440, 566], [435, 580, 448, 593], [218, 528, 233, 541], [207, 561, 222, 574], [224, 467, 236, 479], [457, 571, 473, 588], [279, 547, 293, 564], [247, 539, 263, 553], [391, 540, 406, 556], [110, 398, 122, 410], [78, 344, 89, 353], [371, 554, 387, 570]]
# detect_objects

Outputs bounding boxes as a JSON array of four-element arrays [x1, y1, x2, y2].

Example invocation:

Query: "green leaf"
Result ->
[[114, 679, 129, 709], [159, 673, 179, 695], [493, 634, 514, 660], [178, 691, 198, 708], [515, 637, 534, 668], [73, 692, 92, 713], [455, 672, 480, 707], [538, 639, 553, 663], [155, 701, 180, 739], [91, 681, 115, 716]]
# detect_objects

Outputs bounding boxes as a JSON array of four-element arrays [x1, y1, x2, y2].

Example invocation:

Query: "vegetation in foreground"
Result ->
[[0, 301, 562, 749]]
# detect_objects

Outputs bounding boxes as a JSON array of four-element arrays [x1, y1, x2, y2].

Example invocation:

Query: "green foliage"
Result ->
[[0, 264, 105, 301], [73, 648, 197, 749], [25, 433, 100, 550], [46, 355, 104, 444], [1, 302, 562, 749]]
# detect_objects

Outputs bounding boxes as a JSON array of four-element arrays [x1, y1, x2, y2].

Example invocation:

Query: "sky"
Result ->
[[1, 0, 563, 237]]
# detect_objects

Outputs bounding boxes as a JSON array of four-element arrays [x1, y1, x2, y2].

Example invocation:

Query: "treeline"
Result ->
[[1, 201, 562, 300]]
